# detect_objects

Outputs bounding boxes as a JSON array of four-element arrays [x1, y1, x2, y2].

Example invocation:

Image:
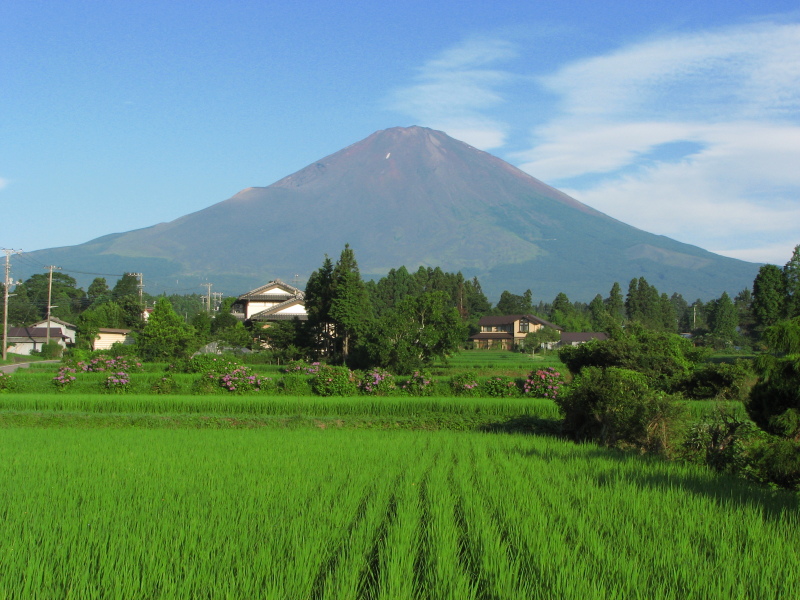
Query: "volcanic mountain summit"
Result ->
[[25, 126, 759, 300]]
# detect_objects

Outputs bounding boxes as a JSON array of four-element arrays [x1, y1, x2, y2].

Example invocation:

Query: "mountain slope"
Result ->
[[21, 126, 760, 300]]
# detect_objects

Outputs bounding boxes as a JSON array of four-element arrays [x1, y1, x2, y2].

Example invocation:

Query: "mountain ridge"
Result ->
[[18, 126, 760, 301]]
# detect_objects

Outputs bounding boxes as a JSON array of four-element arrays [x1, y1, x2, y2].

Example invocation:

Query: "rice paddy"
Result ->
[[1, 427, 797, 599]]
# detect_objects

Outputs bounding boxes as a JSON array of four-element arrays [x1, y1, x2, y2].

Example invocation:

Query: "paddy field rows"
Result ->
[[1, 427, 797, 599]]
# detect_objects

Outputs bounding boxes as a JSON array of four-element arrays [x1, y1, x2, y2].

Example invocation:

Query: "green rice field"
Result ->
[[1, 427, 797, 599]]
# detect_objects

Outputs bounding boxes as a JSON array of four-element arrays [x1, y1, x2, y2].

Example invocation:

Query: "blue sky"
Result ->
[[2, 0, 799, 273]]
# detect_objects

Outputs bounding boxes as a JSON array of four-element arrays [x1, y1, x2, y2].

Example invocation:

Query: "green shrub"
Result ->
[[184, 354, 239, 375], [38, 341, 64, 360], [556, 366, 683, 453], [279, 374, 313, 395], [398, 371, 434, 397], [747, 318, 800, 439], [311, 365, 358, 397], [749, 439, 800, 490], [481, 375, 520, 398], [0, 372, 14, 393], [190, 373, 219, 394], [282, 359, 310, 374], [680, 361, 754, 401], [680, 407, 766, 476], [450, 373, 480, 397], [559, 328, 702, 392], [150, 373, 180, 395]]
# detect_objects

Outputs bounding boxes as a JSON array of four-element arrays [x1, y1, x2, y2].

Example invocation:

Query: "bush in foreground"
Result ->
[[556, 366, 684, 453]]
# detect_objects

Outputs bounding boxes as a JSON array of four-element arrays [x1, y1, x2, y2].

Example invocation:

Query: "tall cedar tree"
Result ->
[[136, 297, 197, 361], [752, 264, 787, 329], [784, 244, 800, 318], [306, 245, 373, 366]]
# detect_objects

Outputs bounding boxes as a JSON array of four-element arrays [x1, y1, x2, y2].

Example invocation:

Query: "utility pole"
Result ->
[[44, 265, 61, 345], [201, 283, 213, 313], [129, 272, 144, 307], [2, 249, 23, 361]]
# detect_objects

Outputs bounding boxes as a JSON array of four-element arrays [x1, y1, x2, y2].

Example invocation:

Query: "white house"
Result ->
[[6, 327, 69, 355], [31, 317, 77, 346], [231, 280, 308, 323]]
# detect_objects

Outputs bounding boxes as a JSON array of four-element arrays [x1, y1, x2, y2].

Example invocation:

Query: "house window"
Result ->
[[519, 321, 529, 333]]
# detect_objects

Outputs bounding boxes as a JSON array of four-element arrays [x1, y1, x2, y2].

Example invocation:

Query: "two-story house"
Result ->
[[469, 314, 562, 350], [231, 279, 308, 324]]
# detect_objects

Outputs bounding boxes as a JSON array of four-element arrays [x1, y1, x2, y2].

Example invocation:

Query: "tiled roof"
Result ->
[[7, 327, 65, 341], [250, 298, 308, 321], [238, 279, 304, 301], [469, 332, 514, 340]]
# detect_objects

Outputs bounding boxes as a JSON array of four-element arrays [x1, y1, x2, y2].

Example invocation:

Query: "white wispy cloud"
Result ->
[[391, 20, 800, 264], [521, 21, 800, 264], [0, 177, 8, 191], [388, 37, 516, 149]]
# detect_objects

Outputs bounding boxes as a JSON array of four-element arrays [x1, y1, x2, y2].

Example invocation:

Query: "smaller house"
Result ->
[[470, 314, 562, 350], [31, 317, 77, 346], [232, 280, 307, 325], [5, 327, 69, 355], [93, 328, 135, 351]]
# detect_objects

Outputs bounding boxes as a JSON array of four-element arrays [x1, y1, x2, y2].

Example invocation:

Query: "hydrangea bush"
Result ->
[[524, 367, 565, 400], [400, 371, 434, 396], [0, 371, 14, 393], [52, 366, 77, 392], [217, 365, 271, 394], [311, 365, 358, 397], [482, 375, 520, 398], [358, 368, 397, 396], [104, 372, 131, 394], [450, 373, 480, 397]]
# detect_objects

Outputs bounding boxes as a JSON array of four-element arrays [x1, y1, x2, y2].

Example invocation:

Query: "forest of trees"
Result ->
[[3, 243, 800, 363]]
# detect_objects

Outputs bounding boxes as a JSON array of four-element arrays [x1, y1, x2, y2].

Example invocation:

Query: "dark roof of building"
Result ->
[[477, 314, 563, 331], [469, 332, 514, 340], [7, 327, 65, 341]]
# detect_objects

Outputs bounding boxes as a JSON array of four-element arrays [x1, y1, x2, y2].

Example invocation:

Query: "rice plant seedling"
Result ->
[[0, 428, 796, 599]]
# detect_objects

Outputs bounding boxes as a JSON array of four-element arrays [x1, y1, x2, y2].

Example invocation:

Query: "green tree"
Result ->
[[589, 294, 609, 331], [707, 291, 739, 347], [87, 278, 110, 306], [368, 291, 466, 373], [524, 326, 561, 353], [495, 289, 533, 315], [784, 244, 800, 318], [329, 245, 373, 365], [111, 274, 144, 329], [625, 277, 663, 330], [752, 264, 787, 329], [747, 317, 800, 440], [9, 272, 86, 324], [136, 297, 197, 361], [604, 282, 625, 325], [306, 245, 373, 366]]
